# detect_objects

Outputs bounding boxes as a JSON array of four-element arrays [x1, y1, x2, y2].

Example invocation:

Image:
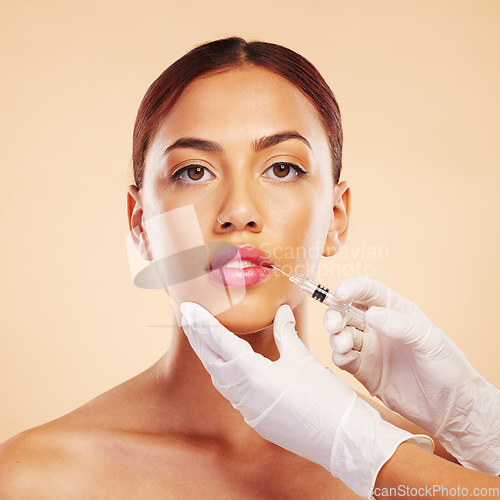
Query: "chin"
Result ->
[[212, 290, 303, 335], [214, 305, 276, 335], [214, 292, 290, 334], [172, 276, 304, 334]]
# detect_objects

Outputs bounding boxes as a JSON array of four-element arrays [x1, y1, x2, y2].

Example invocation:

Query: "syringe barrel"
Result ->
[[299, 278, 366, 330]]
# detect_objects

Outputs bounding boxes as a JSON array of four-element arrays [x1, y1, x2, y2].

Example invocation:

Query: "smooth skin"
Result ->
[[0, 65, 491, 499], [131, 64, 348, 336]]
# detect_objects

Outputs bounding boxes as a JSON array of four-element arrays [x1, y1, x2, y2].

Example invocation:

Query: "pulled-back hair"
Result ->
[[133, 37, 343, 188]]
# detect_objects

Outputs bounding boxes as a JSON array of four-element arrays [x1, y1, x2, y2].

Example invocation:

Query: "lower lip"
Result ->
[[207, 266, 272, 287]]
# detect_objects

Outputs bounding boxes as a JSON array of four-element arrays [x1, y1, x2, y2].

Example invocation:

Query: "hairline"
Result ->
[[140, 62, 337, 186]]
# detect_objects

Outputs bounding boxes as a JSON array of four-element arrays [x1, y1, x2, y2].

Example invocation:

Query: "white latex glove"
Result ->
[[181, 302, 433, 498], [326, 276, 500, 475]]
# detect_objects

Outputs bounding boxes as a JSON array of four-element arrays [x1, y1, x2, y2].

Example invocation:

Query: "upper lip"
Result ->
[[208, 244, 272, 270]]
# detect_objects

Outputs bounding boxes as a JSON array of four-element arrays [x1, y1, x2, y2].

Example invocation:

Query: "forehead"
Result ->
[[152, 65, 328, 147]]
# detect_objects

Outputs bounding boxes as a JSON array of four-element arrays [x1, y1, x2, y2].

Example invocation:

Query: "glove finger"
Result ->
[[273, 304, 305, 356], [352, 327, 363, 351], [182, 313, 266, 396], [330, 326, 363, 354], [180, 302, 253, 361], [181, 314, 224, 371], [365, 306, 430, 347], [329, 329, 352, 353], [336, 276, 419, 317], [323, 308, 345, 334], [210, 350, 268, 388], [331, 349, 361, 374], [335, 276, 391, 306], [344, 309, 366, 331]]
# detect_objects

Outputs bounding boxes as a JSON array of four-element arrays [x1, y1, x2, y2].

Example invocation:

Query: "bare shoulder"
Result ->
[[0, 369, 176, 499], [0, 407, 149, 499], [0, 377, 142, 498], [0, 422, 84, 499]]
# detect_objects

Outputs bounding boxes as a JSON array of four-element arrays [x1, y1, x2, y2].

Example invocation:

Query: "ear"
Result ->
[[127, 185, 153, 261], [322, 181, 351, 257]]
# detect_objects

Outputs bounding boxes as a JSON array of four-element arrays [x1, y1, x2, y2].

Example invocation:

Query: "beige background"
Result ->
[[1, 0, 499, 443]]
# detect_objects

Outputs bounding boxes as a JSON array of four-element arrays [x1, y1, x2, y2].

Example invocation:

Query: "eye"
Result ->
[[171, 165, 215, 183], [263, 162, 307, 180]]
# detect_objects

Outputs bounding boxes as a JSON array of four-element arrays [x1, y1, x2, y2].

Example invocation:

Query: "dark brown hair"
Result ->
[[132, 37, 343, 188]]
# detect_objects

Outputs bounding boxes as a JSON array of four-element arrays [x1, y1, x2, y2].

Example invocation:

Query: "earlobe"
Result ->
[[127, 185, 153, 261], [322, 181, 351, 257]]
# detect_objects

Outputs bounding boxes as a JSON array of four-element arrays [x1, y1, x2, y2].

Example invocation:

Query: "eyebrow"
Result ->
[[253, 131, 311, 152], [163, 138, 223, 155], [162, 131, 311, 156]]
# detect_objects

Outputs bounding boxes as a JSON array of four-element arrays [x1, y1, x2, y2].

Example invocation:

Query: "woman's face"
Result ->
[[129, 65, 350, 333]]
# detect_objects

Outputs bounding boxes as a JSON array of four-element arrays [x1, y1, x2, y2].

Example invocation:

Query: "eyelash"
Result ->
[[264, 162, 307, 180], [170, 165, 213, 183], [170, 162, 308, 183]]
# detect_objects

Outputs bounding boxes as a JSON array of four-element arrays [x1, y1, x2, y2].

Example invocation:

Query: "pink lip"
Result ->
[[208, 244, 272, 287]]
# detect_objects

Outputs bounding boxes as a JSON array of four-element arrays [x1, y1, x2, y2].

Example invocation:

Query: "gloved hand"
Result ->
[[326, 276, 500, 475], [181, 302, 433, 498]]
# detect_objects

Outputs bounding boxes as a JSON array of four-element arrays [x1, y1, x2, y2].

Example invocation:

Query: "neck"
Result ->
[[148, 301, 308, 447]]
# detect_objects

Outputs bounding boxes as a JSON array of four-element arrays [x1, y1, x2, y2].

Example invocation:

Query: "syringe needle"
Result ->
[[271, 264, 290, 277], [270, 264, 366, 330], [271, 265, 304, 287]]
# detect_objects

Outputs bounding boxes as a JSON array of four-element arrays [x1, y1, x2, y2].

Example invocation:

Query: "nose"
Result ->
[[215, 179, 263, 233]]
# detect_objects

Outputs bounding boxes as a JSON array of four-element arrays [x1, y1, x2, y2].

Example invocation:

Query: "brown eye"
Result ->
[[272, 163, 290, 178], [263, 162, 306, 180], [172, 165, 215, 183], [187, 166, 205, 180]]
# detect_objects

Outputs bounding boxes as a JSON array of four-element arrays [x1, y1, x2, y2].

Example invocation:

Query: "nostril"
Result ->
[[247, 221, 257, 228]]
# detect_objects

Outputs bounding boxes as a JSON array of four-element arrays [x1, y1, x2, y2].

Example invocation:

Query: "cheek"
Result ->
[[264, 185, 333, 276], [139, 203, 246, 319]]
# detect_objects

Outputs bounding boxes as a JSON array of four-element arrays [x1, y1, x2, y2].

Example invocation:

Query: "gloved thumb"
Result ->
[[273, 305, 305, 356], [365, 306, 429, 347]]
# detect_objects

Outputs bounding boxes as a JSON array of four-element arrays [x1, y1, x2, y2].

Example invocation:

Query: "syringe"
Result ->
[[271, 265, 366, 330]]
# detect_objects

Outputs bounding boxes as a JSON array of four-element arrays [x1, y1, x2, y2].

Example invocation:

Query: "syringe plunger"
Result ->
[[288, 273, 365, 329]]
